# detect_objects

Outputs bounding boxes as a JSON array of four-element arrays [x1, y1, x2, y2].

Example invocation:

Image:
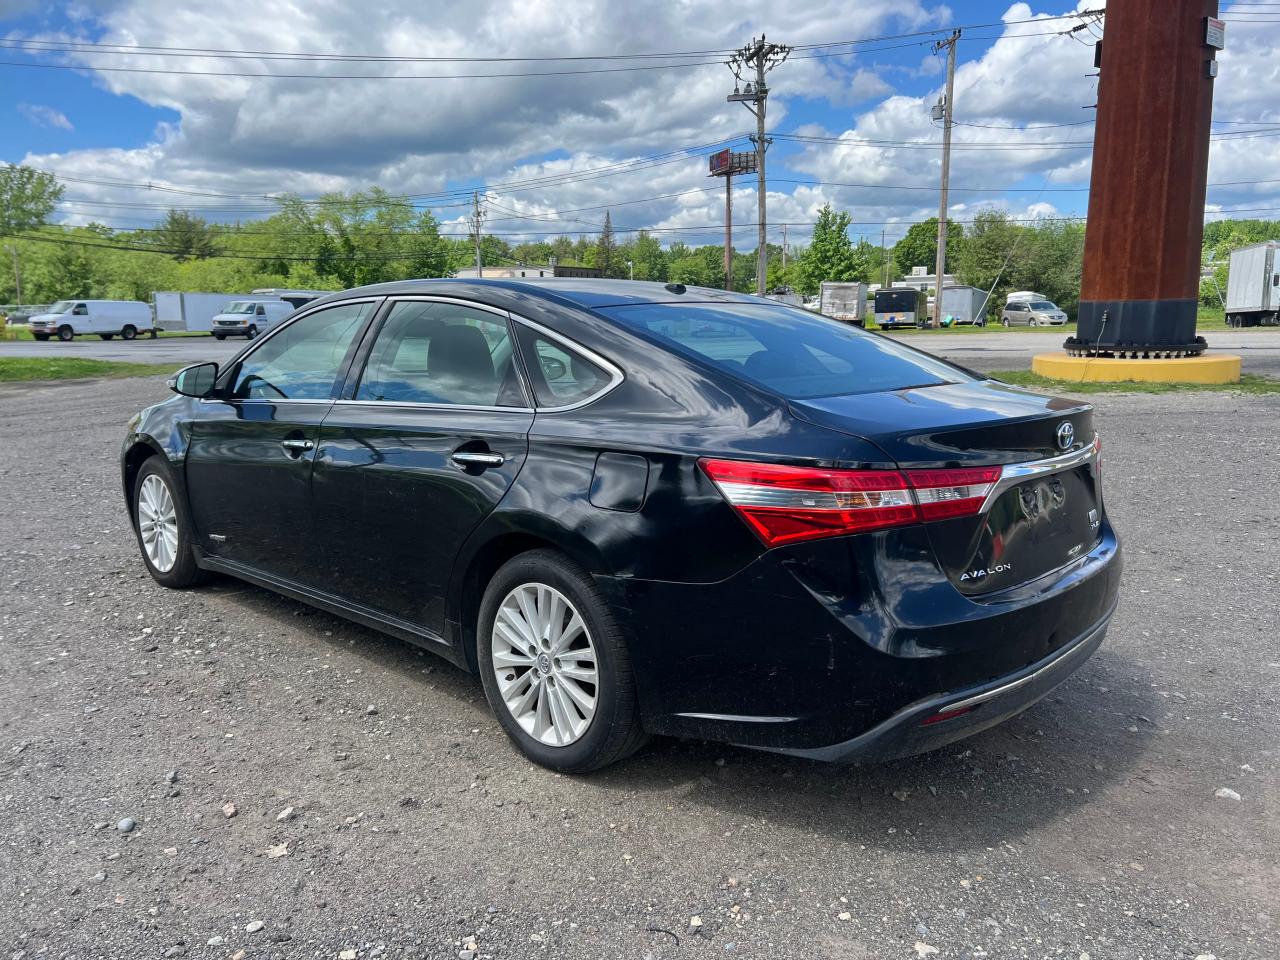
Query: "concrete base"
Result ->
[[1031, 352, 1242, 384]]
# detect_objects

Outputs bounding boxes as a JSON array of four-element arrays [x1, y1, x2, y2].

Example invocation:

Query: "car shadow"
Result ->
[[202, 578, 1159, 852]]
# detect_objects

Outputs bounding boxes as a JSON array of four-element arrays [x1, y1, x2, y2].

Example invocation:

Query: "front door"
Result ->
[[185, 299, 378, 584], [310, 298, 534, 638]]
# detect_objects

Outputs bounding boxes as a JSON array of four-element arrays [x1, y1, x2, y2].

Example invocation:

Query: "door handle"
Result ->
[[281, 438, 315, 453], [451, 451, 505, 468]]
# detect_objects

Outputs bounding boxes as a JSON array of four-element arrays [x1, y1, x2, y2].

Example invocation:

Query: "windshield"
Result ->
[[599, 301, 972, 399], [47, 300, 73, 314], [1029, 301, 1058, 311], [224, 302, 256, 314]]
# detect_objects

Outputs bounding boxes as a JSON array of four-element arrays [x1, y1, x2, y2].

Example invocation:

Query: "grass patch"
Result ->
[[991, 369, 1280, 395], [0, 357, 173, 383]]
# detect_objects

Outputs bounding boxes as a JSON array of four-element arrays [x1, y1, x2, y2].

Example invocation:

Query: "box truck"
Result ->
[[820, 282, 867, 326], [1225, 241, 1280, 327]]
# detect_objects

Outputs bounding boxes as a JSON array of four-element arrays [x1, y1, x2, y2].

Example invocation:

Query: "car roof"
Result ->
[[311, 278, 762, 311]]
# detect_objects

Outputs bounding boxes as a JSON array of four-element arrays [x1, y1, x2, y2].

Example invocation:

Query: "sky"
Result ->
[[2, 0, 1278, 252]]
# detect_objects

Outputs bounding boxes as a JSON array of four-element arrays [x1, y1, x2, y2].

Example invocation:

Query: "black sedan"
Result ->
[[122, 279, 1121, 772]]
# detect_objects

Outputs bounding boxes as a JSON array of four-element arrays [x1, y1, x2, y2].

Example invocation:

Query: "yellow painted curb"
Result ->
[[1031, 352, 1242, 384]]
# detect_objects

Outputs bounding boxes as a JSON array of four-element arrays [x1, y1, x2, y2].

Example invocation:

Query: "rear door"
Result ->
[[309, 297, 534, 636], [184, 299, 379, 584]]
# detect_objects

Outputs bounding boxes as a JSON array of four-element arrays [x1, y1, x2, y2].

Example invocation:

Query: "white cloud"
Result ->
[[17, 102, 73, 130], [13, 0, 1280, 246]]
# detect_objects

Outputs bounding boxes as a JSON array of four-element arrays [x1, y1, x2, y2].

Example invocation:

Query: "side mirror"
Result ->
[[168, 362, 219, 398]]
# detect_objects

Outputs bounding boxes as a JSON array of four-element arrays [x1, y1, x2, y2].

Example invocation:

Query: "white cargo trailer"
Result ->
[[819, 281, 867, 326], [153, 292, 242, 333], [1225, 241, 1279, 327], [940, 285, 991, 326]]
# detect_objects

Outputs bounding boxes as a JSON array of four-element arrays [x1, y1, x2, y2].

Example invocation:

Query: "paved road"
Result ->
[[7, 328, 1280, 376], [1, 375, 1276, 959]]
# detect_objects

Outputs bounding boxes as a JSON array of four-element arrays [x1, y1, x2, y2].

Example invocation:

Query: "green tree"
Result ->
[[629, 230, 666, 281], [0, 164, 64, 235], [892, 218, 964, 276], [595, 211, 617, 277], [154, 209, 220, 261], [795, 204, 859, 295]]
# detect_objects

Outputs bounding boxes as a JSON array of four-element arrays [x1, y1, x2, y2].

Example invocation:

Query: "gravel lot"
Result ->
[[1, 375, 1276, 960]]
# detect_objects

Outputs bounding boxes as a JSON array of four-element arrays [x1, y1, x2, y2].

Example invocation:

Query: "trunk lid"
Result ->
[[790, 380, 1103, 595]]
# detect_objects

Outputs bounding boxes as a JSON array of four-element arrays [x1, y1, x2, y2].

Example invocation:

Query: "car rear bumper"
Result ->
[[768, 605, 1111, 763], [600, 519, 1121, 758]]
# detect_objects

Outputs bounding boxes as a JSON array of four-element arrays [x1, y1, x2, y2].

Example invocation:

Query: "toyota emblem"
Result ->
[[1056, 421, 1075, 451]]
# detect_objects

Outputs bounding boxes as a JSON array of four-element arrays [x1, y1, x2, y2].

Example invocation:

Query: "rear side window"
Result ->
[[514, 326, 614, 408], [599, 302, 971, 399]]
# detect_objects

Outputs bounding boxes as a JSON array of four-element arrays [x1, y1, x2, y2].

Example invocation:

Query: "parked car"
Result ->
[[123, 280, 1120, 773], [1001, 298, 1070, 327], [211, 300, 295, 340], [28, 300, 154, 341]]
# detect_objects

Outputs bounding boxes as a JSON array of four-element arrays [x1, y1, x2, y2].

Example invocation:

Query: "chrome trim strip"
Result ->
[[331, 399, 534, 414], [676, 712, 799, 724], [981, 436, 1098, 510], [943, 615, 1108, 714]]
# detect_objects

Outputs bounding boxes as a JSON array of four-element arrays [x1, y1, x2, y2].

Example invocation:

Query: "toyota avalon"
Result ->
[[122, 279, 1121, 772]]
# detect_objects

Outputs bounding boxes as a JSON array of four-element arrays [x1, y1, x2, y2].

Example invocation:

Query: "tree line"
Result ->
[[3, 164, 1275, 316]]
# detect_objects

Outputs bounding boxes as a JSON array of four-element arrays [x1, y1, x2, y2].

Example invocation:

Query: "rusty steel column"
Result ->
[[1069, 0, 1220, 358]]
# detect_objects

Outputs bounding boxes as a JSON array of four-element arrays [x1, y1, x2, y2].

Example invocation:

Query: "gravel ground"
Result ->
[[1, 375, 1276, 960]]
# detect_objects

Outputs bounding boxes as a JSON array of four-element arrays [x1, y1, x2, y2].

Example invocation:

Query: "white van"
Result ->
[[28, 300, 154, 341], [209, 300, 296, 339]]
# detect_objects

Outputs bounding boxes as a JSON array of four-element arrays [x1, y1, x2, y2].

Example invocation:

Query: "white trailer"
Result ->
[[153, 292, 242, 333], [1225, 242, 1280, 327], [820, 281, 867, 326], [940, 285, 992, 326]]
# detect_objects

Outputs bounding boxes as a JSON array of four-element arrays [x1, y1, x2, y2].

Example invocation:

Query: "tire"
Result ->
[[131, 457, 209, 589], [247, 325, 259, 339], [121, 325, 137, 341], [213, 334, 226, 341], [1002, 318, 1010, 328], [99, 334, 114, 340], [33, 334, 48, 342], [57, 326, 74, 341], [477, 549, 647, 773]]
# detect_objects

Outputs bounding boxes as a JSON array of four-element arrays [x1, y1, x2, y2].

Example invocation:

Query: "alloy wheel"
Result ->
[[491, 582, 598, 746], [137, 474, 179, 573]]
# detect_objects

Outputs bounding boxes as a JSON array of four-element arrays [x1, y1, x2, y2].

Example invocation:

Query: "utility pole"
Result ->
[[880, 229, 888, 287], [728, 36, 790, 296], [7, 245, 21, 308], [931, 29, 960, 326], [724, 168, 733, 290], [471, 192, 485, 278], [781, 223, 788, 273]]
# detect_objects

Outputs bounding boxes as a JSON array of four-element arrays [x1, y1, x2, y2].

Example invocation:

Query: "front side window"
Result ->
[[72, 303, 88, 315], [600, 301, 970, 399], [354, 301, 525, 407], [514, 326, 614, 408], [227, 301, 373, 400]]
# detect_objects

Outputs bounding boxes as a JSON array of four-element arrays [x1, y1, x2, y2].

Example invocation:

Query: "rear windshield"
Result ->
[[599, 301, 971, 399]]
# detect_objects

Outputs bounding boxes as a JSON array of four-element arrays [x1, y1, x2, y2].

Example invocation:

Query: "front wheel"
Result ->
[[247, 324, 259, 339], [477, 549, 647, 773], [132, 457, 209, 588], [33, 334, 49, 342], [213, 334, 226, 341], [99, 334, 114, 340]]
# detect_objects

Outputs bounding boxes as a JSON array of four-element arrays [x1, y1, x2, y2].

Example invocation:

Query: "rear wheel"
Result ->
[[121, 325, 137, 340], [477, 549, 647, 773], [132, 457, 208, 588], [57, 325, 74, 341]]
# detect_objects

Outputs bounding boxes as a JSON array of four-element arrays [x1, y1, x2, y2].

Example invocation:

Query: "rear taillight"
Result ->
[[699, 459, 1002, 547]]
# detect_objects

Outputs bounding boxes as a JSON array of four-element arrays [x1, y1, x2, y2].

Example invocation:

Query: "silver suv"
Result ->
[[1001, 299, 1069, 327]]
